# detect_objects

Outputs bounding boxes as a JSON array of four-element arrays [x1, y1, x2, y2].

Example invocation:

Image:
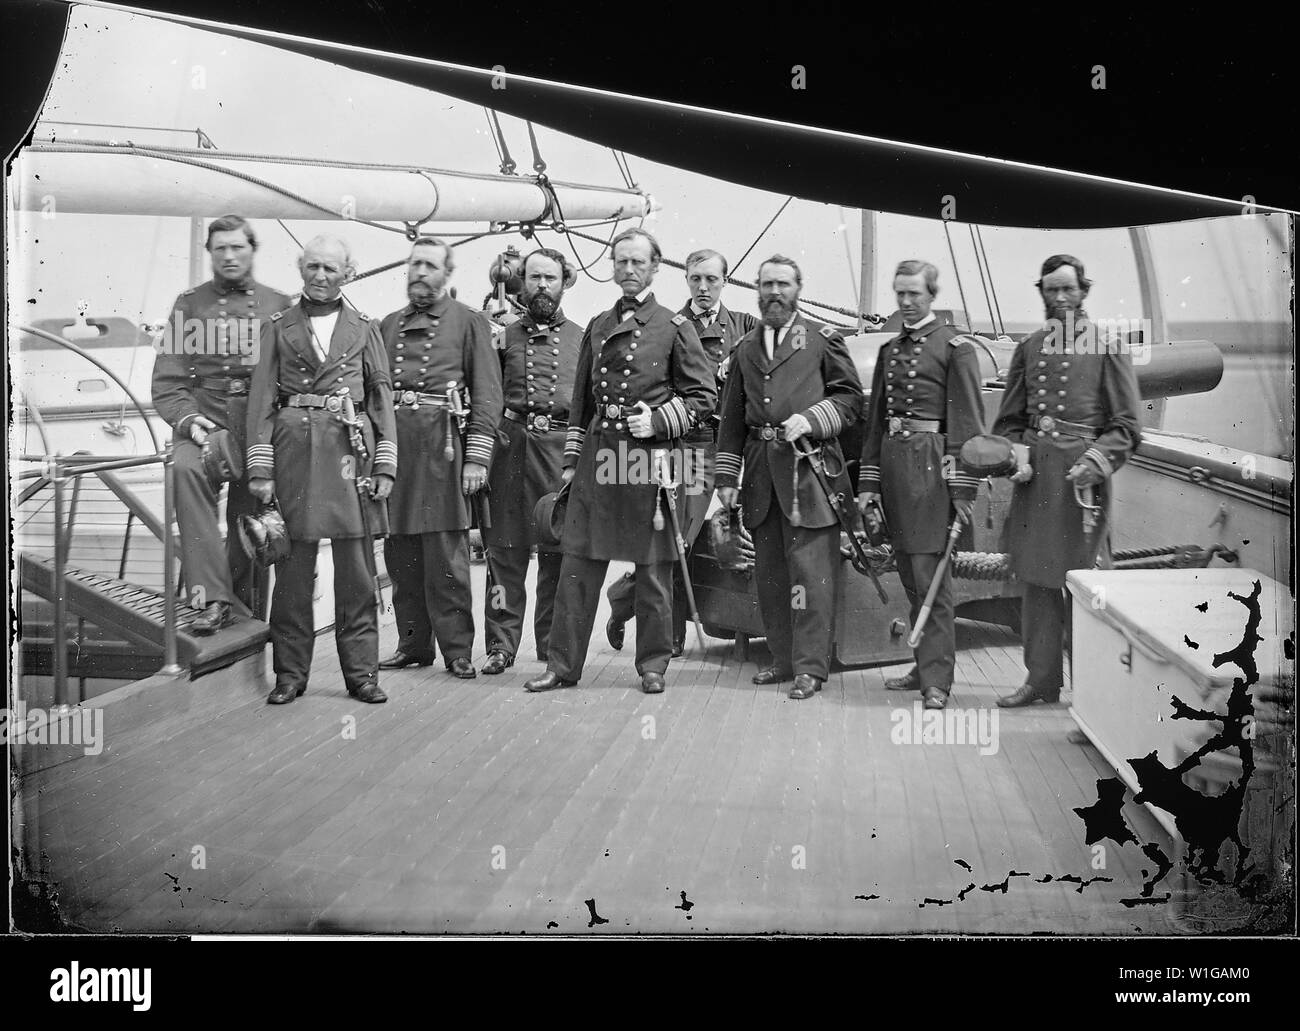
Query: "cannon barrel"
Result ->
[[1133, 339, 1224, 399]]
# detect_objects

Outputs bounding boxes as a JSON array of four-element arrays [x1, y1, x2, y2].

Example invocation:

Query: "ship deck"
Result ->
[[17, 565, 1179, 936]]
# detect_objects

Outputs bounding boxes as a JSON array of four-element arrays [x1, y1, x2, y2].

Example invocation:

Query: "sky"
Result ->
[[6, 5, 1293, 454]]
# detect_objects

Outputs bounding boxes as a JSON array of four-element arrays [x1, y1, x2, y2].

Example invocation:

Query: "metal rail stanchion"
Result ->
[[159, 443, 183, 677], [50, 454, 71, 708]]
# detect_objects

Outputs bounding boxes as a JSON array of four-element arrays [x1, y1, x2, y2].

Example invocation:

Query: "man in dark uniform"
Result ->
[[480, 248, 582, 673], [246, 235, 397, 705], [604, 248, 758, 656], [524, 228, 716, 695], [857, 260, 985, 711], [993, 254, 1141, 706], [715, 255, 862, 700], [376, 237, 502, 679], [151, 214, 291, 632]]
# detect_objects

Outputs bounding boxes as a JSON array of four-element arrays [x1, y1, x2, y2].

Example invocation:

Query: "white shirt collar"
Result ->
[[691, 299, 718, 318], [903, 312, 937, 332]]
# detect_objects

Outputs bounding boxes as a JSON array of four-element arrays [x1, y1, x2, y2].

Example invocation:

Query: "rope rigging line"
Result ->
[[968, 224, 997, 336], [974, 225, 1005, 335], [732, 196, 793, 275], [485, 109, 517, 174], [942, 220, 972, 333]]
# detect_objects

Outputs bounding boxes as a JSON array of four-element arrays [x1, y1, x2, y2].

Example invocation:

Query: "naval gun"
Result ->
[[690, 318, 1230, 669]]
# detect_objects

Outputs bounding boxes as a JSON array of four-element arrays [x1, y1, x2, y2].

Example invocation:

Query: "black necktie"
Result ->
[[303, 297, 343, 317], [698, 308, 715, 326], [618, 296, 642, 315]]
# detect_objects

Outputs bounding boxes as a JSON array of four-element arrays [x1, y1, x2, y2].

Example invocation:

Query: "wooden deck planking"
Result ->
[[18, 552, 1180, 935]]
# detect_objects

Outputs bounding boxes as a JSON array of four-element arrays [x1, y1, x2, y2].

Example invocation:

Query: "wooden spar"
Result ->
[[1128, 226, 1168, 430], [14, 142, 650, 223], [859, 209, 877, 333]]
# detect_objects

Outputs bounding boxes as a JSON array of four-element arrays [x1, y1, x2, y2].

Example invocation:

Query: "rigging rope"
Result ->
[[733, 196, 793, 275], [486, 109, 517, 174], [942, 220, 972, 332], [968, 224, 997, 335], [974, 225, 1005, 335]]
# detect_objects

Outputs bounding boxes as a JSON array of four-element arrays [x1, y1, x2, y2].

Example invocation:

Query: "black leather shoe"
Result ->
[[789, 674, 822, 700], [752, 666, 793, 685], [348, 683, 388, 704], [481, 650, 514, 675], [606, 616, 626, 651], [884, 667, 920, 691], [191, 601, 233, 636], [922, 686, 949, 710], [671, 637, 685, 658], [267, 682, 306, 705], [641, 672, 665, 694], [379, 650, 434, 669], [998, 683, 1061, 707], [448, 657, 477, 679], [526, 671, 576, 693]]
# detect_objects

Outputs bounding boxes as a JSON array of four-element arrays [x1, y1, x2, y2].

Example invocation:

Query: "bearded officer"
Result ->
[[246, 235, 396, 705], [524, 228, 716, 695], [604, 247, 758, 656], [993, 254, 1141, 707], [857, 260, 985, 711], [377, 237, 503, 679], [715, 255, 862, 700], [151, 214, 291, 632], [480, 248, 582, 673]]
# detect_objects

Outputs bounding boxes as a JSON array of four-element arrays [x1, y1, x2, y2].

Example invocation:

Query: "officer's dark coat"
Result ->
[[246, 300, 397, 541], [151, 277, 292, 450], [858, 321, 985, 553], [484, 308, 583, 550], [561, 293, 717, 564], [714, 312, 863, 530], [378, 295, 502, 535], [682, 301, 760, 396], [992, 313, 1142, 587]]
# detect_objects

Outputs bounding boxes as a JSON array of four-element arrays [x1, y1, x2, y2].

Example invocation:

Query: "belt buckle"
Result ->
[[326, 396, 342, 413], [888, 416, 903, 435], [229, 379, 246, 394], [533, 415, 550, 432], [760, 426, 776, 441], [605, 404, 620, 419], [400, 390, 417, 406], [1039, 415, 1056, 432]]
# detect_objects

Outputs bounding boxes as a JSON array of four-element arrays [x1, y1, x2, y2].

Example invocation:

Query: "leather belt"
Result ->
[[280, 393, 343, 412], [201, 376, 250, 394], [748, 424, 781, 441], [886, 417, 941, 437], [1030, 414, 1100, 440], [395, 390, 452, 409], [504, 408, 566, 432], [603, 404, 637, 420]]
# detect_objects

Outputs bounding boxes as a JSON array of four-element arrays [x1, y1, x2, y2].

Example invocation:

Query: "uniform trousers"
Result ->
[[484, 545, 564, 661], [895, 550, 955, 693], [384, 532, 475, 663], [751, 489, 841, 680], [270, 537, 378, 693], [173, 437, 266, 617], [1021, 583, 1068, 694], [549, 555, 674, 681]]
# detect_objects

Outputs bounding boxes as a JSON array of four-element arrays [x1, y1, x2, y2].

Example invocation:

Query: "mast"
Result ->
[[859, 209, 877, 332]]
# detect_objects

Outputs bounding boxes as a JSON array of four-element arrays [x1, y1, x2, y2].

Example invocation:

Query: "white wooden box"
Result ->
[[1065, 568, 1291, 840]]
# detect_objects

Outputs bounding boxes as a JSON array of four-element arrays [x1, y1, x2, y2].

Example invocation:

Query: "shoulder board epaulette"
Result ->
[[948, 331, 977, 348], [182, 287, 196, 296], [671, 313, 687, 326], [357, 311, 370, 321], [270, 310, 283, 321], [819, 325, 838, 339]]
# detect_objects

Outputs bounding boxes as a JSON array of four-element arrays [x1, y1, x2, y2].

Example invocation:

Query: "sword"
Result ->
[[655, 450, 706, 650], [907, 513, 964, 649], [789, 436, 889, 603], [338, 388, 383, 607]]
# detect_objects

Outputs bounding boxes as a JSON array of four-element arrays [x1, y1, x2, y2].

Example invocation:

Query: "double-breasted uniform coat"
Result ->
[[151, 276, 290, 617], [858, 316, 985, 693], [482, 308, 583, 661], [715, 311, 862, 680], [378, 295, 502, 666], [547, 293, 716, 681], [992, 312, 1141, 691], [605, 300, 759, 643], [245, 298, 397, 696]]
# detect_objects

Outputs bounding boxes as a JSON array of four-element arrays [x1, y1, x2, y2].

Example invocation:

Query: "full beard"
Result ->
[[525, 290, 559, 323], [408, 281, 441, 309], [759, 295, 795, 328]]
